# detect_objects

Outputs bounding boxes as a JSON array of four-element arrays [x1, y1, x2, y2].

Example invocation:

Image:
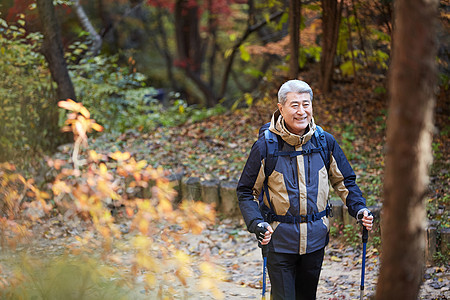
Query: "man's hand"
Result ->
[[357, 209, 373, 231], [256, 222, 274, 245]]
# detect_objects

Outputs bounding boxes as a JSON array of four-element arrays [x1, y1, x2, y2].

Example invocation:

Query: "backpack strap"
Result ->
[[263, 126, 279, 178], [313, 125, 330, 172]]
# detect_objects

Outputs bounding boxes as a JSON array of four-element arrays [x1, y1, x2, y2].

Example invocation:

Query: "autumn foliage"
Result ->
[[0, 100, 221, 298]]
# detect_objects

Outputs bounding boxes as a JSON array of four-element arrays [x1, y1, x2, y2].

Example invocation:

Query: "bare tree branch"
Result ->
[[72, 0, 102, 56]]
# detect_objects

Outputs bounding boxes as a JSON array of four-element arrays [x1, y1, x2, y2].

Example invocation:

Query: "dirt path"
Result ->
[[2, 219, 448, 300], [184, 221, 449, 300]]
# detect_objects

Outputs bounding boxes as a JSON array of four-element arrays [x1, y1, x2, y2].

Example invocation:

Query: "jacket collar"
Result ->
[[268, 109, 316, 146]]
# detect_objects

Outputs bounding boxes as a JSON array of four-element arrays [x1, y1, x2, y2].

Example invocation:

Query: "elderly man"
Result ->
[[237, 80, 373, 300]]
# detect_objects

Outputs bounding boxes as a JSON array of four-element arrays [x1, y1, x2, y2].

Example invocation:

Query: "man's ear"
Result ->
[[277, 102, 283, 115]]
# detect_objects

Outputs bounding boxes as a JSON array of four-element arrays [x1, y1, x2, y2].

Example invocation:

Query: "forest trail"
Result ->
[[2, 218, 448, 299], [156, 219, 448, 299]]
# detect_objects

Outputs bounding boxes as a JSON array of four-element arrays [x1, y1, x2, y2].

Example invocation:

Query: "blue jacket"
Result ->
[[237, 112, 367, 254]]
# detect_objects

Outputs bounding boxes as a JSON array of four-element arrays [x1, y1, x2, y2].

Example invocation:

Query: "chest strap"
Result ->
[[274, 147, 323, 158], [265, 204, 333, 224]]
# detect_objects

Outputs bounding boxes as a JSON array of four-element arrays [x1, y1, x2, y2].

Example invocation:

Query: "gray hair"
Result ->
[[277, 80, 313, 105]]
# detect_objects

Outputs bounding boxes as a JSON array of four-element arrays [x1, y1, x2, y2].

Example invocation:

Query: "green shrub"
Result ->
[[343, 224, 360, 247], [0, 17, 57, 164], [68, 55, 227, 134]]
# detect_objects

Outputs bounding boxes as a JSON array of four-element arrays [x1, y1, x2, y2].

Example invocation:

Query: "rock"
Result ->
[[440, 227, 450, 256], [201, 179, 220, 206], [426, 220, 440, 266], [219, 181, 240, 217], [181, 176, 201, 201], [167, 172, 183, 204]]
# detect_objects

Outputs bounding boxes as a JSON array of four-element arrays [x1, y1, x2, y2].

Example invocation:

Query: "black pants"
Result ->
[[267, 248, 325, 300]]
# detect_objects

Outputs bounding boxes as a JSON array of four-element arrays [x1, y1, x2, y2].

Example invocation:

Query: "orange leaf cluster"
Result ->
[[58, 99, 103, 145]]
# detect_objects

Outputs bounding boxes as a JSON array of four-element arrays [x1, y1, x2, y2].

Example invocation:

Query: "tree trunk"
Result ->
[[149, 7, 178, 92], [351, 0, 368, 65], [174, 0, 215, 106], [345, 4, 357, 79], [288, 0, 301, 79], [207, 0, 218, 89], [376, 0, 439, 299], [174, 0, 204, 74], [37, 0, 76, 102], [73, 0, 102, 56], [320, 0, 343, 93]]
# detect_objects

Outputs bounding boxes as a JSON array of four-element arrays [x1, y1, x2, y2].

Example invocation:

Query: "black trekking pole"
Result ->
[[261, 244, 268, 299], [360, 226, 368, 300]]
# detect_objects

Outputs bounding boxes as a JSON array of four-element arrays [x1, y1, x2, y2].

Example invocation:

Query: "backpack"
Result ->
[[258, 122, 330, 177], [258, 122, 333, 223]]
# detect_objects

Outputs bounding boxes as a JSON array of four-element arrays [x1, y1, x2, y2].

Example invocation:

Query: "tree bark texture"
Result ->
[[376, 0, 439, 299], [36, 0, 76, 102], [288, 0, 301, 79], [320, 0, 343, 93]]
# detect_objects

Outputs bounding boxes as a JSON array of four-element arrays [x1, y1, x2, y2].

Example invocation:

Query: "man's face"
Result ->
[[277, 92, 313, 136]]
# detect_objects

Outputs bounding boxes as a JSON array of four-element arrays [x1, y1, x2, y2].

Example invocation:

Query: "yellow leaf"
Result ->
[[99, 163, 108, 175], [145, 273, 156, 286], [158, 198, 173, 214], [39, 191, 50, 199], [175, 250, 191, 265], [52, 180, 71, 195], [133, 235, 151, 249], [89, 150, 101, 162], [138, 219, 149, 235], [91, 122, 103, 132], [136, 160, 147, 170], [109, 151, 131, 161], [224, 48, 233, 59], [331, 256, 342, 262], [58, 99, 82, 112], [79, 106, 90, 119]]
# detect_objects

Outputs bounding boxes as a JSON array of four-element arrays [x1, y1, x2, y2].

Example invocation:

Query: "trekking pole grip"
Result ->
[[258, 242, 269, 257], [262, 244, 268, 258], [362, 227, 368, 243]]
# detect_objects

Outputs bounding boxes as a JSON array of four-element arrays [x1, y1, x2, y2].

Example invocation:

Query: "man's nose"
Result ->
[[296, 105, 305, 114]]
